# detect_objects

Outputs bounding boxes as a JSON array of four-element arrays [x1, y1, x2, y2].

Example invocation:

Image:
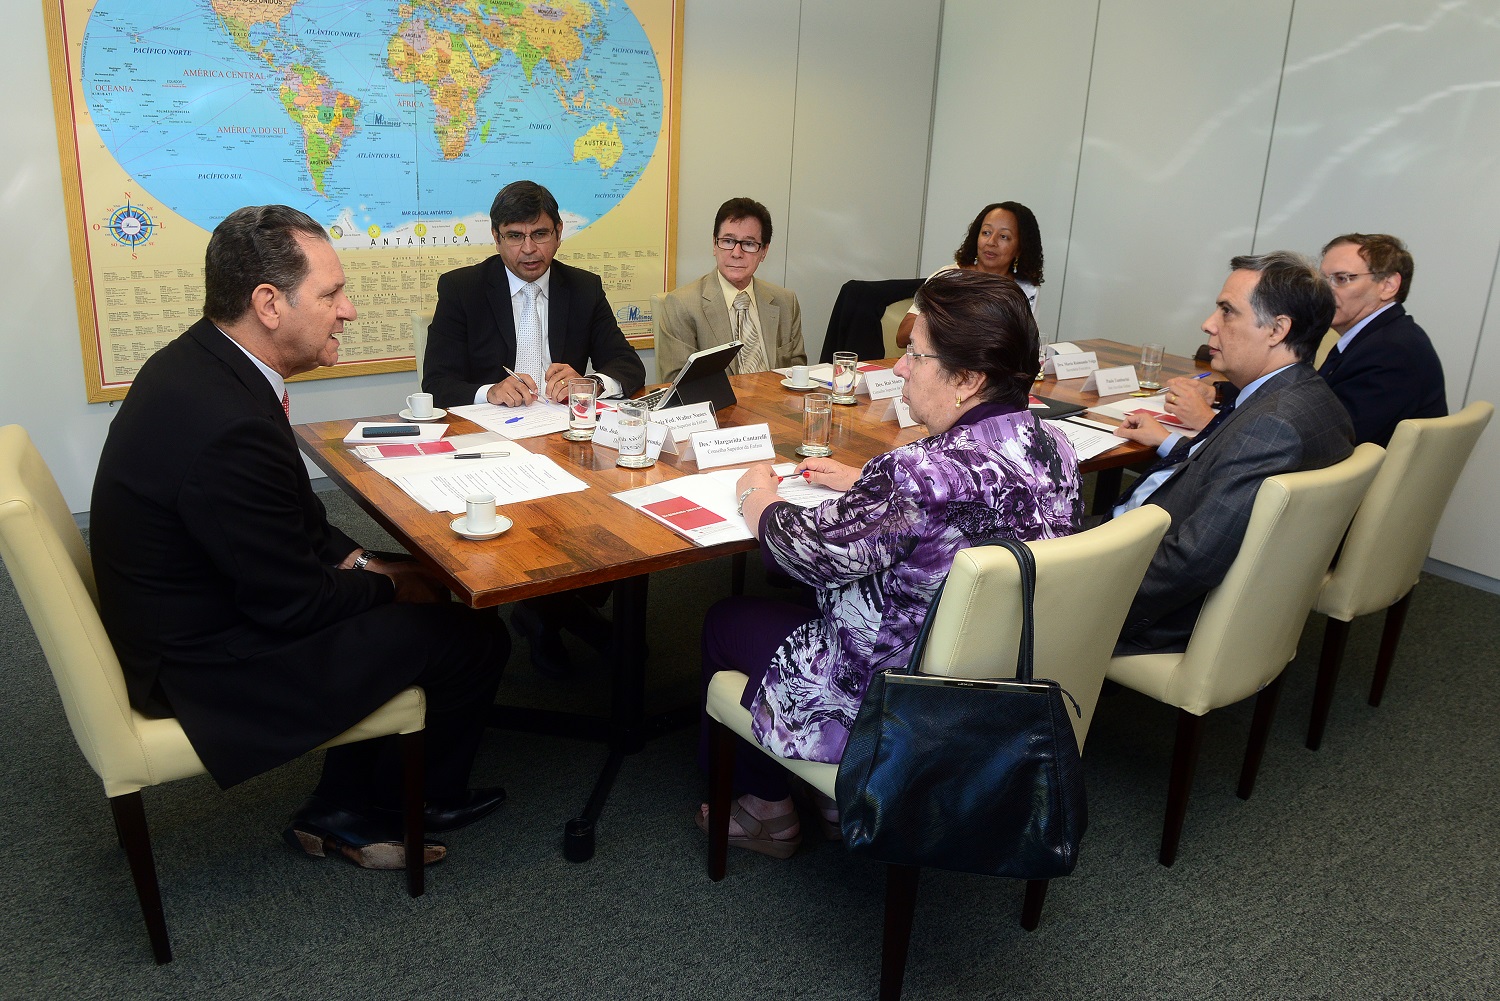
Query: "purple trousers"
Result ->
[[698, 596, 820, 801]]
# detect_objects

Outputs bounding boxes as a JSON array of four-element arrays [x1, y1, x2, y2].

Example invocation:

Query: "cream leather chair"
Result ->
[[411, 312, 433, 384], [1306, 402, 1493, 749], [706, 506, 1170, 1001], [0, 425, 429, 965], [1312, 328, 1340, 370], [1107, 443, 1383, 866], [880, 298, 915, 357]]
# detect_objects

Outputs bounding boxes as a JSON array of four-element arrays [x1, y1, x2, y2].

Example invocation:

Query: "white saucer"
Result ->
[[780, 378, 818, 391], [450, 514, 512, 541], [400, 408, 447, 422]]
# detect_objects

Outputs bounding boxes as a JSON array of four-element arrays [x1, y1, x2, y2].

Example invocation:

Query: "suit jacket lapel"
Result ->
[[548, 262, 571, 359], [1157, 365, 1305, 490], [484, 256, 518, 363], [701, 273, 734, 346], [187, 319, 287, 428], [754, 278, 780, 357]]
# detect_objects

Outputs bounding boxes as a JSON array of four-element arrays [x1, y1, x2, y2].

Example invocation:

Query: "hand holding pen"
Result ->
[[485, 366, 539, 407]]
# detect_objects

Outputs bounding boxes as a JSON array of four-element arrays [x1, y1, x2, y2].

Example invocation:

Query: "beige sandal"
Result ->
[[696, 802, 802, 859]]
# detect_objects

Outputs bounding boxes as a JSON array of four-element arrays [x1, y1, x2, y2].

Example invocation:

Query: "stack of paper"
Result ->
[[449, 400, 570, 439], [612, 464, 844, 547]]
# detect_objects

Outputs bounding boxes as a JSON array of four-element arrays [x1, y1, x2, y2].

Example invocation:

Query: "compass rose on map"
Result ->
[[105, 200, 156, 250]]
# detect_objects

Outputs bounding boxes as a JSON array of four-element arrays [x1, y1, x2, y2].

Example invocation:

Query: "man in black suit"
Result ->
[[92, 206, 509, 869], [1316, 233, 1447, 446], [422, 179, 646, 407], [1112, 252, 1355, 654], [423, 181, 646, 676]]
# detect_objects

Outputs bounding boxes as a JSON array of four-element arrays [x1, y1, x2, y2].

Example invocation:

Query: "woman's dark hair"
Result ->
[[913, 269, 1039, 408], [953, 201, 1045, 286]]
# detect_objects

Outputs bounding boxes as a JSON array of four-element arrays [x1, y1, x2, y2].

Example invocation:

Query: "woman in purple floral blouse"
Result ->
[[696, 269, 1083, 858]]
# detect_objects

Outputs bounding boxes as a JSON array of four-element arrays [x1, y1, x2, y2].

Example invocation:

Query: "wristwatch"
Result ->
[[351, 550, 375, 572]]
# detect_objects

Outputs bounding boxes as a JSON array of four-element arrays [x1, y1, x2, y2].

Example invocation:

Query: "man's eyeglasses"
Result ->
[[715, 236, 763, 254], [1325, 271, 1382, 288], [904, 347, 940, 363], [498, 227, 558, 247]]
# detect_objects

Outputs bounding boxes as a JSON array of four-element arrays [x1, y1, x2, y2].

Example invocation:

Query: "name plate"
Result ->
[[691, 423, 777, 469], [880, 398, 919, 428], [594, 410, 671, 459], [1082, 364, 1140, 396], [1049, 351, 1099, 380], [650, 401, 719, 442], [863, 368, 905, 401]]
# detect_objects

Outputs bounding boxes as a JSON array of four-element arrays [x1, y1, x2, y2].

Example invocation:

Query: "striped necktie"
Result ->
[[732, 290, 769, 374]]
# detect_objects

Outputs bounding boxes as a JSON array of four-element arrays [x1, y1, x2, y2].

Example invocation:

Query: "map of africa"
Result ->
[[80, 0, 664, 242]]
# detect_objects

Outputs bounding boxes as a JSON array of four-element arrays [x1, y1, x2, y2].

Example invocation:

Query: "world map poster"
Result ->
[[45, 0, 681, 401]]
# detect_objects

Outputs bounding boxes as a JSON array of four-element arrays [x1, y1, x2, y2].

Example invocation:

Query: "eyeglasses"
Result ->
[[715, 236, 763, 254], [904, 347, 940, 363], [1325, 271, 1382, 288], [498, 227, 558, 247]]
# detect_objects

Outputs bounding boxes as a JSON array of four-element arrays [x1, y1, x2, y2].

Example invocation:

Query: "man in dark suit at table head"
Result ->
[[655, 196, 806, 383], [92, 205, 510, 869], [421, 179, 646, 408], [1316, 233, 1446, 446], [1112, 251, 1355, 654]]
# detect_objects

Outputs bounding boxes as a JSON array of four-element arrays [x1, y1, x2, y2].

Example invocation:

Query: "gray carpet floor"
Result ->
[[0, 488, 1495, 999]]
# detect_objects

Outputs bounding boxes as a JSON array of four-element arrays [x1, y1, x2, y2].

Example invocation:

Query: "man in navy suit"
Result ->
[[1316, 233, 1446, 446], [423, 181, 646, 676], [422, 180, 645, 407], [93, 206, 509, 869], [1112, 252, 1355, 653]]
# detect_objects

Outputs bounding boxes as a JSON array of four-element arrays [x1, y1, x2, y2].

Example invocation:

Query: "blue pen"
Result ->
[[1192, 371, 1212, 379], [504, 416, 524, 424]]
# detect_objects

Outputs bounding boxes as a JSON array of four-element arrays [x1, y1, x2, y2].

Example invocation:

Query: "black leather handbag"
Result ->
[[835, 538, 1088, 879]]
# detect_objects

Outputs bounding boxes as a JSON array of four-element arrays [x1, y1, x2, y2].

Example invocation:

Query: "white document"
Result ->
[[1082, 365, 1141, 395], [1045, 418, 1128, 461], [1089, 393, 1170, 421], [862, 367, 905, 400], [1048, 351, 1099, 380], [343, 422, 448, 444], [449, 400, 570, 439], [651, 401, 719, 441], [691, 423, 778, 469], [613, 474, 752, 547], [391, 454, 587, 514]]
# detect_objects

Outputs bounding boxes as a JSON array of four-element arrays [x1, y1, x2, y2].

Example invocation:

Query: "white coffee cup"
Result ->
[[790, 364, 810, 388], [406, 392, 435, 419], [465, 493, 497, 534]]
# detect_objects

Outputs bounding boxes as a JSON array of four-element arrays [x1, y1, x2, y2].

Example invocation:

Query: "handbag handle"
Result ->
[[900, 537, 1038, 683]]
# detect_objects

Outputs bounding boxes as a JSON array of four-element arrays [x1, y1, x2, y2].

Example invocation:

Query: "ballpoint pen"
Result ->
[[452, 452, 509, 459], [501, 365, 537, 400]]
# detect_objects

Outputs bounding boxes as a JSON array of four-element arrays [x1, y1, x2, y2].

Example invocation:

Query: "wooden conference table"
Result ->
[[294, 337, 1205, 858]]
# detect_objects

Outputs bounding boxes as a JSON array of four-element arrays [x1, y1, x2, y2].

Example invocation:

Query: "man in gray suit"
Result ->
[[1112, 251, 1355, 654], [655, 197, 806, 382]]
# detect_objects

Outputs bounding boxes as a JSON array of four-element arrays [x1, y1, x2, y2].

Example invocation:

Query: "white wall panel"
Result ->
[[920, 0, 1099, 340], [783, 0, 942, 361], [1258, 1, 1500, 577], [1058, 1, 1294, 355]]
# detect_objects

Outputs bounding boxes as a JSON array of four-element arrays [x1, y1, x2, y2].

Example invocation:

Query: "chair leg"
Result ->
[[706, 719, 736, 881], [1238, 674, 1285, 801], [400, 730, 425, 897], [730, 552, 747, 596], [1020, 879, 1049, 931], [1160, 710, 1205, 867], [1307, 619, 1351, 750], [1369, 592, 1413, 707], [880, 864, 920, 1001], [109, 792, 172, 965]]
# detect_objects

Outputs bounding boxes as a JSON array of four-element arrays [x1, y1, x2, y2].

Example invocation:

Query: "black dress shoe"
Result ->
[[283, 795, 446, 870], [510, 600, 575, 679], [422, 787, 509, 833]]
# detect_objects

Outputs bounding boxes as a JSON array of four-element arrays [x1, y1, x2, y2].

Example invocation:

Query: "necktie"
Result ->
[[732, 291, 769, 374], [1115, 399, 1236, 509], [281, 390, 290, 419], [514, 282, 548, 389]]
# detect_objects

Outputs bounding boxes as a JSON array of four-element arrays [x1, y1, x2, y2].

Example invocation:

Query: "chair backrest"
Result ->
[[0, 425, 152, 789], [1317, 402, 1493, 621], [1312, 328, 1340, 369], [1167, 443, 1385, 715], [918, 505, 1171, 751], [411, 312, 432, 384], [880, 298, 914, 358]]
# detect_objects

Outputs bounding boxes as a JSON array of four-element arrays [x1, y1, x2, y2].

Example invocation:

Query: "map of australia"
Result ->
[[80, 0, 663, 239]]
